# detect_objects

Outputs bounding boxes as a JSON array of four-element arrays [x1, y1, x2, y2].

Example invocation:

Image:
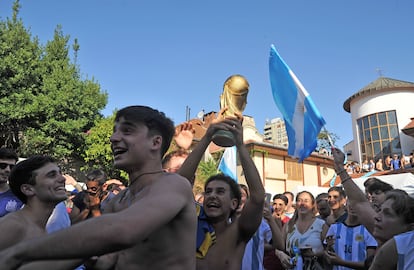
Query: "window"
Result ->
[[357, 110, 401, 162], [285, 157, 303, 181]]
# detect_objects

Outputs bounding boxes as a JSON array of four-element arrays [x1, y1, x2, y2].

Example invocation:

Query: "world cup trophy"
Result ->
[[212, 74, 250, 147]]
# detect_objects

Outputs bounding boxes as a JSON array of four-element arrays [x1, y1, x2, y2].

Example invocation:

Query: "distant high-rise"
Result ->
[[263, 118, 288, 148]]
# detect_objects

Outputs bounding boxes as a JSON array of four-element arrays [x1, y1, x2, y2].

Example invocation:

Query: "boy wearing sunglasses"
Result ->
[[0, 148, 23, 217]]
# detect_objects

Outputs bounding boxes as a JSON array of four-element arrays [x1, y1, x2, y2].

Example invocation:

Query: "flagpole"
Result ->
[[323, 126, 334, 149], [323, 126, 347, 164]]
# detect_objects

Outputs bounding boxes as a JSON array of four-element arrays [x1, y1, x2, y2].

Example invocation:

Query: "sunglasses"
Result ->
[[0, 162, 15, 170]]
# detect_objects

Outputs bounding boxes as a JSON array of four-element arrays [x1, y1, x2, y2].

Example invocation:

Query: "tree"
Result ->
[[317, 130, 340, 154], [82, 113, 127, 182], [194, 158, 218, 194], [0, 1, 43, 150], [0, 1, 107, 168]]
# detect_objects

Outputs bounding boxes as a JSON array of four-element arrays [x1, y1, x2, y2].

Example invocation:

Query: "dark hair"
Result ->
[[239, 184, 249, 199], [384, 189, 414, 224], [295, 190, 315, 204], [9, 155, 55, 204], [205, 173, 241, 216], [86, 169, 107, 185], [283, 191, 294, 201], [286, 190, 316, 233], [161, 149, 189, 169], [272, 193, 288, 205], [0, 148, 18, 162], [363, 177, 380, 188], [328, 186, 346, 198], [115, 106, 175, 157], [316, 192, 329, 203], [367, 179, 393, 194]]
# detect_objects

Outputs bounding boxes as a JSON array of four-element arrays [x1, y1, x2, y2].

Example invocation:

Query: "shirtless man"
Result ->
[[0, 105, 196, 270], [179, 115, 266, 270], [0, 155, 83, 269]]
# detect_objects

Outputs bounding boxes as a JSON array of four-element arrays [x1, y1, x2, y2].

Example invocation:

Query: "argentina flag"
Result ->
[[269, 45, 326, 162], [218, 146, 238, 182]]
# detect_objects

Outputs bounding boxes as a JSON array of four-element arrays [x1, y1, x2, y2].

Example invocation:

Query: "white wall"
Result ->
[[350, 89, 414, 163]]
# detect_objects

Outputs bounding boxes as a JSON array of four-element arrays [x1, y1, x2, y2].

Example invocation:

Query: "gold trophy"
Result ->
[[212, 74, 249, 147]]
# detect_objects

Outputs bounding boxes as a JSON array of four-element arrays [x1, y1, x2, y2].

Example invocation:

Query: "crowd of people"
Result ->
[[346, 153, 414, 174], [0, 104, 413, 269]]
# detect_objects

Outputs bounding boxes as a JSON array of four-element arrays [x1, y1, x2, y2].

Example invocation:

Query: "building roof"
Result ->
[[402, 117, 414, 137], [343, 77, 414, 112]]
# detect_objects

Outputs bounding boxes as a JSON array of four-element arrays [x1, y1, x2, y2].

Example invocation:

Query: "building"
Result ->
[[343, 76, 414, 165], [185, 111, 335, 197], [263, 117, 288, 148]]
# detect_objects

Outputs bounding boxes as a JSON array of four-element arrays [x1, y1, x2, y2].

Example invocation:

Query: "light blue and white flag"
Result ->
[[329, 172, 337, 187], [218, 146, 238, 182], [269, 44, 326, 162]]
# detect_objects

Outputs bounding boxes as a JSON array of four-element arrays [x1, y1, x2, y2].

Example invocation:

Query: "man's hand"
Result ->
[[324, 250, 342, 265], [212, 107, 228, 124], [64, 174, 78, 186], [332, 148, 346, 172], [174, 122, 195, 150]]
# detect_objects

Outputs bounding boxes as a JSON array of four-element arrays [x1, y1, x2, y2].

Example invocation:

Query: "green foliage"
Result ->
[[82, 113, 127, 181], [0, 1, 107, 169], [197, 158, 219, 182], [317, 130, 340, 153]]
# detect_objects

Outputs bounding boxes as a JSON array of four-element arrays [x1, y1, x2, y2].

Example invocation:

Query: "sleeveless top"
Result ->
[[286, 218, 325, 255]]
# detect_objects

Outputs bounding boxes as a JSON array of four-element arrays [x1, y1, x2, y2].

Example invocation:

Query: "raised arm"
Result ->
[[332, 148, 376, 233], [228, 117, 265, 242], [177, 108, 227, 182], [263, 205, 284, 250]]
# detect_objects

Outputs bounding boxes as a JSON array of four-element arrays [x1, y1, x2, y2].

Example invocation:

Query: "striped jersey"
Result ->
[[325, 222, 377, 270]]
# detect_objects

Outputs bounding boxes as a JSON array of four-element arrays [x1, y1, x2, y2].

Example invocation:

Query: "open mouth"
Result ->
[[206, 202, 220, 209], [55, 186, 67, 192], [112, 148, 127, 157]]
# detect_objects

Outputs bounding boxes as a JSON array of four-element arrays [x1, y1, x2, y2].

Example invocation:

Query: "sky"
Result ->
[[1, 0, 413, 148]]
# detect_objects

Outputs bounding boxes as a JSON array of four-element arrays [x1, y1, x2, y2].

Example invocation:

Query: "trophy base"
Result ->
[[212, 130, 235, 147]]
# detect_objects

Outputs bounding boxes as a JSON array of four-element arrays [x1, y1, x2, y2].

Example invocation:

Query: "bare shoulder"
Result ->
[[0, 212, 26, 231], [157, 172, 193, 191], [125, 172, 194, 215], [0, 212, 29, 250], [112, 173, 196, 269]]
